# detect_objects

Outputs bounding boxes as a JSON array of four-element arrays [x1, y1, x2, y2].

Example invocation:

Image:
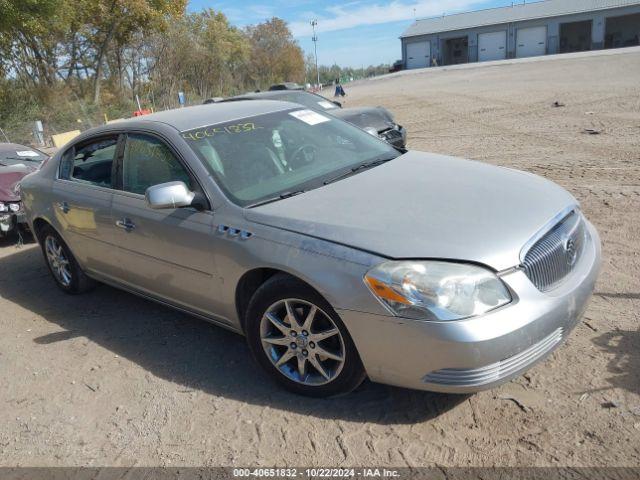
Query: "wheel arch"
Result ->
[[32, 217, 54, 243], [235, 267, 329, 333]]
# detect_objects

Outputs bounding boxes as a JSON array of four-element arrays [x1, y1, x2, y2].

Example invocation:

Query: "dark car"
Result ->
[[268, 82, 304, 91], [389, 60, 404, 73], [206, 90, 407, 149], [0, 143, 48, 237]]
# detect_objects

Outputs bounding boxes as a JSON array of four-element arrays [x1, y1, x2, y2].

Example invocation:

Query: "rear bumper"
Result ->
[[338, 221, 601, 393]]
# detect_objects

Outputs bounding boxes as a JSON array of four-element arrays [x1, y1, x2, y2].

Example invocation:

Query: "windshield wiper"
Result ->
[[323, 156, 397, 186], [246, 190, 306, 208]]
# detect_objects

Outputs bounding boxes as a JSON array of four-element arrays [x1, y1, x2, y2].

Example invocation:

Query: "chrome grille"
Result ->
[[423, 328, 564, 387], [522, 210, 587, 291]]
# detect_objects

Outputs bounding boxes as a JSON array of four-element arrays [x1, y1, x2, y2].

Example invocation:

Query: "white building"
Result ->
[[401, 0, 640, 68]]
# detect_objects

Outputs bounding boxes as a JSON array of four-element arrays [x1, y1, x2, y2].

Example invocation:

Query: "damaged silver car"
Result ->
[[21, 100, 601, 397]]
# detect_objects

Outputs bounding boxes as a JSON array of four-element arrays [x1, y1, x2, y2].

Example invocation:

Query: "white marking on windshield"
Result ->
[[289, 109, 330, 125], [16, 150, 39, 157]]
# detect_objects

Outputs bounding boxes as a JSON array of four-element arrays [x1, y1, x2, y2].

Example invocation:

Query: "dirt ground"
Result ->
[[1, 49, 639, 468]]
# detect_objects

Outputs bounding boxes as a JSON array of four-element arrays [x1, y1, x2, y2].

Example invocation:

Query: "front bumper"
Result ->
[[0, 209, 27, 235], [338, 221, 601, 393], [380, 126, 407, 149]]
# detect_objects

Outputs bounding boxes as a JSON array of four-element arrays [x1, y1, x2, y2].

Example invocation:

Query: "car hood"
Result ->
[[244, 152, 578, 271], [331, 107, 394, 132], [0, 164, 35, 201]]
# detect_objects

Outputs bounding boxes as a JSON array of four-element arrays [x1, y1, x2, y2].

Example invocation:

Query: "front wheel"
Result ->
[[245, 275, 366, 397]]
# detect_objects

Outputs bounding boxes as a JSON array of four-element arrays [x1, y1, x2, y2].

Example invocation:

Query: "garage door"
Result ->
[[478, 31, 507, 62], [516, 26, 547, 58], [406, 41, 431, 69]]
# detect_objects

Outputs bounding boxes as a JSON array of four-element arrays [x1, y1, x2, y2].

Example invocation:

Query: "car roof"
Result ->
[[269, 82, 303, 90], [85, 100, 298, 137], [232, 90, 314, 100]]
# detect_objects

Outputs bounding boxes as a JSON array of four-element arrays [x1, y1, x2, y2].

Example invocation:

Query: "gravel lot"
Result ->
[[1, 48, 639, 468]]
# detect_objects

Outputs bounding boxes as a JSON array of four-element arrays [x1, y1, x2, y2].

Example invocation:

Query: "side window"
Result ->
[[67, 137, 118, 188], [122, 134, 193, 195]]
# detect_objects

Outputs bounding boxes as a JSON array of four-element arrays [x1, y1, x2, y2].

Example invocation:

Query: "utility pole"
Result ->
[[311, 19, 320, 88]]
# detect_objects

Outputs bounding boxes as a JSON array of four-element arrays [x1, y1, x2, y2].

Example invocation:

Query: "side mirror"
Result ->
[[145, 181, 196, 210]]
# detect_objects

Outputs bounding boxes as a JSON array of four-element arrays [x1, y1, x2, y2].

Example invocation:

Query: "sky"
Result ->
[[187, 0, 533, 67]]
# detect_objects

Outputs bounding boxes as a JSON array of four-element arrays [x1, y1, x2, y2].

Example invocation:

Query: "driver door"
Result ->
[[109, 132, 218, 316]]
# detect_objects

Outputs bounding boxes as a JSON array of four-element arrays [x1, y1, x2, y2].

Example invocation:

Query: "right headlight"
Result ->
[[364, 261, 512, 321], [0, 202, 7, 213]]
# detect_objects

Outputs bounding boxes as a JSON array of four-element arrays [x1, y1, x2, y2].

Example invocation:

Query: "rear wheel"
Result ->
[[245, 275, 366, 397], [39, 225, 96, 294]]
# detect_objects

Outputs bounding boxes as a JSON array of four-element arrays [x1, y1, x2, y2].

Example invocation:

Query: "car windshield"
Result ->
[[268, 92, 339, 112], [183, 108, 400, 207], [0, 147, 47, 166]]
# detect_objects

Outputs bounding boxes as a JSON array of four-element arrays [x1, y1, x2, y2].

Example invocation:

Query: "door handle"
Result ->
[[57, 201, 70, 214], [115, 218, 136, 231]]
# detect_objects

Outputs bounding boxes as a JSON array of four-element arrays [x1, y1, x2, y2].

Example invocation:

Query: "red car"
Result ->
[[0, 143, 49, 237]]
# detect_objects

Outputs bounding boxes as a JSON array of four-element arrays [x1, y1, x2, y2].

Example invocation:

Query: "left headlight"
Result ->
[[364, 261, 512, 321], [9, 203, 20, 212]]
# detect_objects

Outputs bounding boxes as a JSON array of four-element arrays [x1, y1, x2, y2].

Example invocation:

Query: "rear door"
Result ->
[[109, 132, 218, 315], [53, 134, 122, 278]]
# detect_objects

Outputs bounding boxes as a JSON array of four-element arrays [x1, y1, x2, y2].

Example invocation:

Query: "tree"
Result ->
[[0, 4, 336, 145], [78, 0, 186, 103], [0, 0, 67, 87], [246, 18, 305, 89], [146, 9, 250, 105]]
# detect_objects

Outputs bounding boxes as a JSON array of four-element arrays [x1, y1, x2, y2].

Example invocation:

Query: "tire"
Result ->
[[39, 225, 96, 294], [245, 274, 366, 397]]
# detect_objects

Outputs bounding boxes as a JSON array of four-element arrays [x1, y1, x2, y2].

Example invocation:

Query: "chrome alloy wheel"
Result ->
[[260, 299, 346, 386], [45, 235, 72, 287]]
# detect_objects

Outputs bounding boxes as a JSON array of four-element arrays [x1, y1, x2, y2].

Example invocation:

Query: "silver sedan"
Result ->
[[21, 100, 601, 397]]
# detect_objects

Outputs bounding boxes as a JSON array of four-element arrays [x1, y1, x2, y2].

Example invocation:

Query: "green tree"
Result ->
[[0, 0, 68, 87], [147, 9, 249, 104], [78, 0, 186, 103], [246, 17, 305, 89]]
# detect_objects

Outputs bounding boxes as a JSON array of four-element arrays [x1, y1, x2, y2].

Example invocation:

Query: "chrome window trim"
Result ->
[[54, 177, 120, 195]]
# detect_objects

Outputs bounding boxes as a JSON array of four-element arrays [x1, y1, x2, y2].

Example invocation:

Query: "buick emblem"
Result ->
[[563, 235, 578, 267]]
